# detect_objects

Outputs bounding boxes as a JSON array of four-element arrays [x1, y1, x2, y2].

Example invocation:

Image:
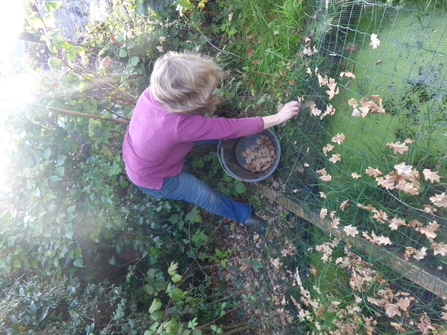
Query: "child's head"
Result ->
[[150, 52, 224, 115]]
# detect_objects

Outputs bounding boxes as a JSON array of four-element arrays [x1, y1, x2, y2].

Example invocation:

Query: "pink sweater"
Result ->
[[122, 87, 264, 189]]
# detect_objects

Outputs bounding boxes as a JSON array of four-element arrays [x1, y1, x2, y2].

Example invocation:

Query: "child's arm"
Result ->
[[262, 101, 301, 129]]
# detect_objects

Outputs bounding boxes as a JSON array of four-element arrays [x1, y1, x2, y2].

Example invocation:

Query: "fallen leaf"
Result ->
[[398, 297, 411, 311], [389, 217, 406, 230], [394, 162, 413, 175], [320, 208, 328, 219], [386, 303, 401, 317], [248, 46, 255, 57], [320, 174, 332, 182], [326, 78, 339, 99], [365, 167, 382, 177], [416, 221, 440, 239], [331, 133, 346, 144], [351, 108, 361, 118], [329, 153, 341, 163], [351, 172, 361, 179], [340, 71, 356, 79], [432, 242, 447, 256], [386, 142, 409, 154], [430, 193, 447, 207], [343, 225, 359, 237], [423, 169, 441, 183], [348, 98, 358, 108], [370, 33, 380, 49], [319, 192, 327, 198], [340, 199, 349, 211], [322, 144, 334, 156], [156, 45, 164, 53], [369, 95, 382, 105], [413, 247, 428, 260], [390, 322, 406, 332]]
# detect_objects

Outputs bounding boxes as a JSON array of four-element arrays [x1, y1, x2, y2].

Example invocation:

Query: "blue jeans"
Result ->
[[136, 171, 252, 223], [135, 140, 251, 223]]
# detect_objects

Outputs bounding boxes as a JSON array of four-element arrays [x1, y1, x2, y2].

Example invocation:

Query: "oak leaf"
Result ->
[[326, 78, 339, 99], [423, 169, 441, 183], [386, 141, 409, 154], [351, 107, 361, 118], [388, 217, 406, 230], [340, 199, 349, 211], [322, 144, 334, 156], [348, 98, 358, 108], [319, 191, 327, 198], [394, 162, 413, 175], [343, 225, 359, 237], [432, 242, 447, 256], [390, 322, 406, 332], [329, 153, 341, 163], [413, 247, 427, 260], [430, 193, 447, 207], [386, 303, 401, 318], [340, 71, 356, 79], [320, 174, 332, 182], [331, 133, 346, 144], [351, 172, 361, 179], [365, 167, 382, 177], [320, 208, 328, 219], [416, 221, 440, 239], [360, 98, 370, 117], [370, 33, 380, 49]]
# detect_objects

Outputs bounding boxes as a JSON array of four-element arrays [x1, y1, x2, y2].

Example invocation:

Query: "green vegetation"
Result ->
[[2, 0, 447, 334]]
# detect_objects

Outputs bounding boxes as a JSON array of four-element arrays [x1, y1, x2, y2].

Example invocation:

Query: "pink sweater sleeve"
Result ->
[[174, 114, 264, 143]]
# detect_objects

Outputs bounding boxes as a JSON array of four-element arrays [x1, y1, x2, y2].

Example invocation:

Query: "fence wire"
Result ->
[[278, 0, 447, 332]]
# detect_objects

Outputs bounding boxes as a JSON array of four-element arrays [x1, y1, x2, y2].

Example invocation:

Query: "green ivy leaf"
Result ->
[[149, 298, 162, 314], [234, 182, 247, 194], [127, 40, 136, 49], [130, 56, 140, 66], [48, 57, 62, 70], [171, 274, 182, 283], [119, 49, 128, 58]]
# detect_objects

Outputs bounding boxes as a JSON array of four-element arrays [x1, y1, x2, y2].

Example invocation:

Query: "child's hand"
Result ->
[[277, 101, 301, 124], [262, 101, 301, 130]]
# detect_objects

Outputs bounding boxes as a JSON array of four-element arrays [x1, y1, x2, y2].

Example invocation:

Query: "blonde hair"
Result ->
[[150, 52, 224, 115]]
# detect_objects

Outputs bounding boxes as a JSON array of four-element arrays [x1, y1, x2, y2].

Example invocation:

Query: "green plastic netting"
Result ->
[[276, 0, 447, 332]]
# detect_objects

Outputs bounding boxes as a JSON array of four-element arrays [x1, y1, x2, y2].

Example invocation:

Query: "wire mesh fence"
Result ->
[[277, 0, 447, 332]]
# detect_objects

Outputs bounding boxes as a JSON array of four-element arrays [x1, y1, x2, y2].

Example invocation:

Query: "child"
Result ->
[[122, 52, 301, 235]]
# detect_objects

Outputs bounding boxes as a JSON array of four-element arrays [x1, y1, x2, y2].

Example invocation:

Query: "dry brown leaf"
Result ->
[[423, 169, 441, 183], [329, 153, 341, 163], [416, 221, 440, 239], [386, 141, 409, 154], [365, 167, 382, 177], [388, 217, 406, 230], [394, 162, 413, 175], [432, 242, 447, 256], [348, 98, 358, 108], [320, 208, 328, 219], [430, 193, 447, 207], [340, 199, 350, 211], [326, 78, 340, 99], [343, 225, 359, 237], [390, 322, 406, 332], [351, 172, 361, 179], [340, 71, 356, 79], [386, 303, 401, 318], [323, 144, 334, 156], [331, 133, 346, 144], [370, 33, 380, 49], [320, 174, 332, 182]]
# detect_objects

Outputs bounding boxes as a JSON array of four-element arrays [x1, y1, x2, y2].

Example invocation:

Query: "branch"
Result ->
[[0, 98, 129, 125]]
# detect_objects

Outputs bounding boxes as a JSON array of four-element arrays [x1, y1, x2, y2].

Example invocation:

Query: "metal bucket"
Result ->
[[218, 128, 281, 182]]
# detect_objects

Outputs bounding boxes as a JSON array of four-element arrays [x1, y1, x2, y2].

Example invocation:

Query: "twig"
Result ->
[[385, 190, 446, 220], [0, 98, 129, 125], [196, 29, 241, 57]]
